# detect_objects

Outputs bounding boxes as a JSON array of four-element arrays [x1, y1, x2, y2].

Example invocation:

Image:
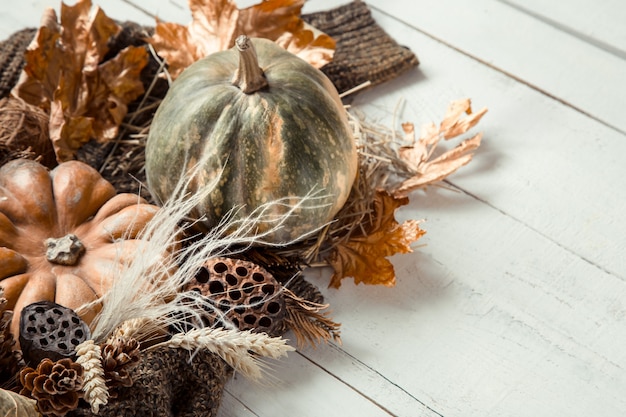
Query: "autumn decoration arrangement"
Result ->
[[0, 0, 486, 415]]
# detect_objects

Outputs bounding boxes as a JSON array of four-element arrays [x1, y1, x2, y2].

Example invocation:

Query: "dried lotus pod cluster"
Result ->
[[184, 257, 287, 336], [19, 301, 91, 365]]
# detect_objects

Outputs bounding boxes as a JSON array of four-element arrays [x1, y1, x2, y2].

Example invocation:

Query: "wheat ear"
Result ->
[[147, 327, 294, 380], [76, 340, 109, 414]]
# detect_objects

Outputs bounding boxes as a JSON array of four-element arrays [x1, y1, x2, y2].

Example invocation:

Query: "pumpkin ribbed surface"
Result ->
[[145, 37, 357, 243], [0, 159, 159, 341]]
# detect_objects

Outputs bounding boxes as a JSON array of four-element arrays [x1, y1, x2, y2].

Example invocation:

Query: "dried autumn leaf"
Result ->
[[0, 388, 41, 417], [440, 98, 488, 139], [11, 0, 148, 162], [149, 0, 335, 79], [328, 191, 425, 288], [392, 98, 487, 198]]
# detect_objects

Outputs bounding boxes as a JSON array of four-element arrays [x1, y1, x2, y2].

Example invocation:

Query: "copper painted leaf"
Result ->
[[328, 191, 425, 288], [392, 99, 487, 198], [11, 0, 148, 162], [149, 0, 335, 79], [440, 98, 488, 139]]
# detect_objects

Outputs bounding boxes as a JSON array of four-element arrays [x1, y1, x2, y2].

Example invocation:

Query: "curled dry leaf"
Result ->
[[149, 0, 335, 79], [0, 389, 41, 417], [328, 191, 425, 288], [11, 0, 148, 162], [392, 98, 488, 198]]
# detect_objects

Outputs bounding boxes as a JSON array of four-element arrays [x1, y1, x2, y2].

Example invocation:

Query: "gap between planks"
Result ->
[[298, 344, 445, 417], [366, 4, 626, 137], [496, 0, 626, 59]]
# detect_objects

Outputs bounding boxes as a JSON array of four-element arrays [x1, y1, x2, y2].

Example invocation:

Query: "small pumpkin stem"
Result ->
[[45, 234, 85, 266], [232, 35, 268, 94]]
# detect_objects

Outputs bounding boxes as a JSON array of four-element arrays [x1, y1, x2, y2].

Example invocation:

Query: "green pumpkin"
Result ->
[[145, 36, 357, 243]]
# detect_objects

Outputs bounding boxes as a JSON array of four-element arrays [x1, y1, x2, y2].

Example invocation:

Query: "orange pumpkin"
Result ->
[[0, 159, 159, 340]]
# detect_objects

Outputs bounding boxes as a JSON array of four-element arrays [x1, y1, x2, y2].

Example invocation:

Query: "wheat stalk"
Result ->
[[76, 340, 109, 414], [146, 327, 294, 380]]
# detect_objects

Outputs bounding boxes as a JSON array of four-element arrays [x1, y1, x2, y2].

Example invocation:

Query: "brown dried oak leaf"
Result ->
[[12, 0, 148, 163], [328, 191, 425, 288], [393, 98, 488, 198], [149, 0, 335, 79]]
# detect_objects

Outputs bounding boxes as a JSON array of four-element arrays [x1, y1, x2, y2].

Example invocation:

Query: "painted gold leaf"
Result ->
[[149, 0, 335, 79], [392, 99, 488, 198], [12, 0, 148, 162]]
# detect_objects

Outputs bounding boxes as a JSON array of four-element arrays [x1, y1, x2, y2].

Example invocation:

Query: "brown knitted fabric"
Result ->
[[0, 28, 35, 99], [68, 347, 232, 417], [303, 0, 419, 94]]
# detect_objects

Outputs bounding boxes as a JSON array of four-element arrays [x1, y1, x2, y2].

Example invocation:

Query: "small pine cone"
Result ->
[[19, 357, 84, 417], [101, 337, 140, 396], [0, 309, 22, 385]]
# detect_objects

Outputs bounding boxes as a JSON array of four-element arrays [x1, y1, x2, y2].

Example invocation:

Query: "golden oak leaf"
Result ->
[[11, 0, 148, 162], [392, 99, 487, 198], [149, 0, 335, 79], [328, 191, 425, 288]]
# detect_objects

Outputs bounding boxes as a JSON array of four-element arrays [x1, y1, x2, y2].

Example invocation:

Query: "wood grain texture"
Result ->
[[2, 0, 625, 416], [499, 0, 626, 58], [361, 0, 626, 134]]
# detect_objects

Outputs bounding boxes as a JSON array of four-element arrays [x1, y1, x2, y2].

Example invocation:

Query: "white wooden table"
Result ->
[[2, 1, 625, 416]]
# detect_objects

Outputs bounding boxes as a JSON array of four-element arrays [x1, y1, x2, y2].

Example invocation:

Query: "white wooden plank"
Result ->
[[313, 187, 626, 417], [124, 0, 191, 23], [218, 391, 259, 417], [499, 0, 626, 58], [296, 342, 442, 417], [346, 8, 626, 283], [354, 0, 626, 134], [222, 352, 394, 417], [295, 3, 626, 416], [0, 0, 155, 40]]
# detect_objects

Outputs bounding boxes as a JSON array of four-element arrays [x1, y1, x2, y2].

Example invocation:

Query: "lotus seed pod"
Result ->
[[19, 301, 91, 365], [184, 257, 287, 336]]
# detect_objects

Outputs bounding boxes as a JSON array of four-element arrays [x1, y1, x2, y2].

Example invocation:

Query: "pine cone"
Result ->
[[101, 337, 140, 396], [19, 357, 84, 417], [0, 296, 22, 387]]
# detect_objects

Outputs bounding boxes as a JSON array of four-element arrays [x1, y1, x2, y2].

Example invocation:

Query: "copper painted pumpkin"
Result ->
[[0, 159, 159, 340], [145, 36, 357, 243]]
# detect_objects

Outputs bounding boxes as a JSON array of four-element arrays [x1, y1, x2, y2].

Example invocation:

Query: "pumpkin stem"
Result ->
[[45, 234, 85, 266], [232, 35, 268, 94]]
